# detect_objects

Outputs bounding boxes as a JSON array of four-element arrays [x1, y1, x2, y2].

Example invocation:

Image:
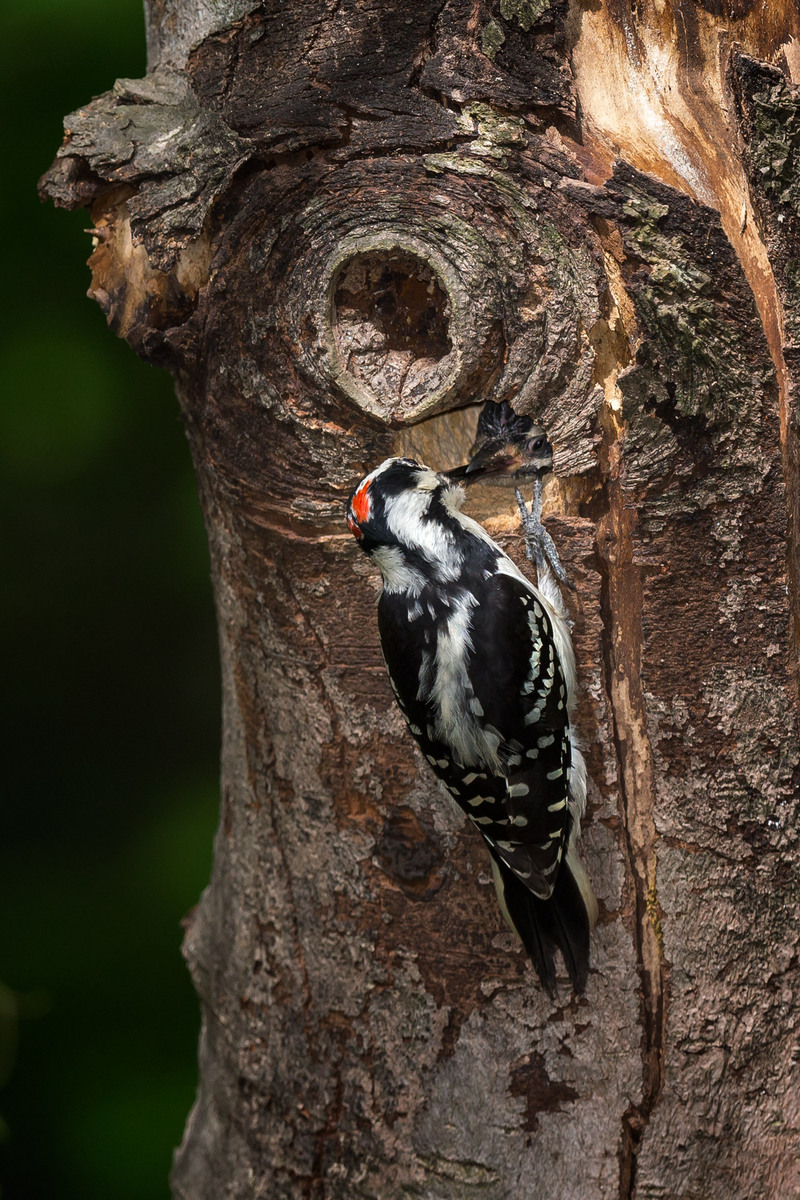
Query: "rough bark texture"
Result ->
[[42, 2, 800, 1197]]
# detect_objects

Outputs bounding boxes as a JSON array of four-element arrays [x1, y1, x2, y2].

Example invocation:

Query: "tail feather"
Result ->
[[491, 852, 594, 994]]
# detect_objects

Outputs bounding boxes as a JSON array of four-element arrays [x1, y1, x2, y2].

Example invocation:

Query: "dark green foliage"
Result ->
[[0, 3, 219, 1197]]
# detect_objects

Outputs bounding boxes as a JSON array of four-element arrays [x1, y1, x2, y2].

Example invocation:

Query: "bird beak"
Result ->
[[445, 439, 524, 483]]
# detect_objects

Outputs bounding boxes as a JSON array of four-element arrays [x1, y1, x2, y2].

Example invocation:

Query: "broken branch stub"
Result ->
[[41, 67, 606, 458]]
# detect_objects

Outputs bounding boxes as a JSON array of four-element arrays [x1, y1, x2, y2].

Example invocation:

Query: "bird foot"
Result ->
[[515, 482, 575, 591]]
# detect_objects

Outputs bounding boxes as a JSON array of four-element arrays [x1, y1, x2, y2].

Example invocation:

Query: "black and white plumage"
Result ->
[[346, 457, 597, 993]]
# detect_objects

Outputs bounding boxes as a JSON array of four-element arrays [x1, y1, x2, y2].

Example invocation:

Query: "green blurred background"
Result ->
[[1, 2, 220, 1196]]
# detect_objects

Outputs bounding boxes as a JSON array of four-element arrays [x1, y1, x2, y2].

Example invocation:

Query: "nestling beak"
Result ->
[[445, 435, 553, 483], [444, 440, 515, 481], [464, 439, 525, 478]]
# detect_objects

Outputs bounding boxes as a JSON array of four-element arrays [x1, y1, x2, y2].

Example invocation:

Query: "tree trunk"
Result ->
[[41, 2, 800, 1197]]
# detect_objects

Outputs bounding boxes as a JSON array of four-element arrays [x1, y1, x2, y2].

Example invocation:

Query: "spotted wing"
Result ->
[[378, 571, 572, 898], [463, 570, 572, 897]]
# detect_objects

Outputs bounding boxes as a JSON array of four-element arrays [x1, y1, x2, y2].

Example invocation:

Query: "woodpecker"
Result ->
[[346, 457, 597, 993], [448, 399, 553, 483], [448, 400, 572, 589]]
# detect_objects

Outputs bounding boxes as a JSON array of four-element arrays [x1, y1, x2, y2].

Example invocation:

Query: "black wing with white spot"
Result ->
[[464, 571, 572, 897], [465, 570, 568, 754]]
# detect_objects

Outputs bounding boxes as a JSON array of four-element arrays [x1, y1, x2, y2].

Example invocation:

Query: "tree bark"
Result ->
[[41, 2, 800, 1197]]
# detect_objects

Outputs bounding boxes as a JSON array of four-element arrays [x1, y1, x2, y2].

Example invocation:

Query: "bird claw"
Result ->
[[515, 486, 544, 569], [515, 483, 575, 591]]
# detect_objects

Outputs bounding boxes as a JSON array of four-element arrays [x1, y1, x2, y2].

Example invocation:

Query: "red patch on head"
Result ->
[[346, 479, 372, 540], [347, 511, 363, 539], [351, 481, 371, 524]]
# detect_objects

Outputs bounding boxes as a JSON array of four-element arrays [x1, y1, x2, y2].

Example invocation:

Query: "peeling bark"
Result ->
[[41, 2, 800, 1197]]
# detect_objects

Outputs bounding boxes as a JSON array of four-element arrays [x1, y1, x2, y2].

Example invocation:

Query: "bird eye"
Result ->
[[530, 437, 546, 452]]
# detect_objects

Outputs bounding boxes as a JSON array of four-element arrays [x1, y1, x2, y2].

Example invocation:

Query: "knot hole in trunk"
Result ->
[[333, 251, 452, 415]]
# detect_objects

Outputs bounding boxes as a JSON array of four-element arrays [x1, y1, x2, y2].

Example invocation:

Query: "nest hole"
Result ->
[[332, 250, 453, 411]]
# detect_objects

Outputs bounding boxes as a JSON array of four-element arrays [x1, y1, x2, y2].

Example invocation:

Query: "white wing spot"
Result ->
[[546, 768, 563, 780], [508, 783, 530, 797], [547, 799, 567, 812]]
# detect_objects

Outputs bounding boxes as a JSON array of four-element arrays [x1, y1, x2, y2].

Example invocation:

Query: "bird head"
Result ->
[[447, 401, 553, 483], [346, 457, 465, 561]]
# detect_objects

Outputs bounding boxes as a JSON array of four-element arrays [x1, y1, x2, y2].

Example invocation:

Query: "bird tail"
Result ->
[[490, 847, 597, 995]]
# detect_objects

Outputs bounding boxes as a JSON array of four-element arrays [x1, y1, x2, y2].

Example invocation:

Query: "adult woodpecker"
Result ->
[[346, 457, 597, 993], [448, 400, 571, 588]]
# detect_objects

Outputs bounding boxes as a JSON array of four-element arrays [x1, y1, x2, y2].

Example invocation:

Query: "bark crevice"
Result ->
[[595, 402, 666, 1200]]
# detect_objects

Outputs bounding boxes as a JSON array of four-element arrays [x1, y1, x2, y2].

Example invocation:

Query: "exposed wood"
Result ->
[[41, 2, 800, 1197]]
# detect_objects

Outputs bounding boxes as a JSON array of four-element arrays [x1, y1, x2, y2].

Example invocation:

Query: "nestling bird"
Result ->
[[448, 400, 572, 589], [448, 398, 554, 482], [346, 457, 597, 993]]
